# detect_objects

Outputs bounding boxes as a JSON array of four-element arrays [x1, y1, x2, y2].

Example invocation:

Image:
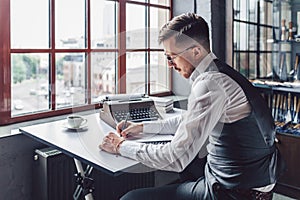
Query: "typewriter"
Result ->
[[99, 94, 162, 128]]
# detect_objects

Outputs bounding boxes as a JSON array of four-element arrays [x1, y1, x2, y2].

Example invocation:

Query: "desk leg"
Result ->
[[73, 158, 94, 200]]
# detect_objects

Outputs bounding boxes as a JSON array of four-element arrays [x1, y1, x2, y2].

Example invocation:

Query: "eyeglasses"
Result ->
[[165, 46, 196, 64]]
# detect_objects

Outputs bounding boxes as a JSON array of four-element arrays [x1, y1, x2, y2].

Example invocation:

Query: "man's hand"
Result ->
[[99, 132, 125, 154], [116, 121, 143, 138]]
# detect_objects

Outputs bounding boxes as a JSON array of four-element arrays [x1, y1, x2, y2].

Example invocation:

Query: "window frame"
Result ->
[[233, 0, 274, 79], [0, 0, 172, 125]]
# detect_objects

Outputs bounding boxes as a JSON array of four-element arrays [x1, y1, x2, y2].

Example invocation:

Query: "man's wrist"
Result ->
[[116, 138, 125, 154]]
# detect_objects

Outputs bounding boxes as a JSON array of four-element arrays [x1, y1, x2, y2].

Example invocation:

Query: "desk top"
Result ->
[[20, 112, 140, 174], [19, 109, 183, 174]]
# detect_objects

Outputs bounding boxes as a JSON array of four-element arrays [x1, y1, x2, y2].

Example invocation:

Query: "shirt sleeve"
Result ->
[[119, 78, 226, 172], [143, 115, 183, 134]]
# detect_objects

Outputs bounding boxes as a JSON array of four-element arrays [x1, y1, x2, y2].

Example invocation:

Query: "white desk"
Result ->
[[19, 109, 183, 199], [20, 112, 140, 174]]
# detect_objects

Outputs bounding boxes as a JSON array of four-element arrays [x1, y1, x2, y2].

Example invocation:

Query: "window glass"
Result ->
[[260, 27, 273, 51], [233, 51, 239, 72], [126, 52, 146, 94], [5, 0, 172, 123], [150, 0, 170, 6], [11, 53, 50, 116], [248, 0, 257, 22], [235, 23, 248, 51], [233, 0, 276, 79], [238, 52, 256, 78], [281, 1, 291, 23], [55, 53, 87, 108], [55, 0, 86, 49], [259, 53, 272, 78], [91, 0, 118, 49], [248, 53, 256, 79], [126, 4, 147, 49], [234, 0, 256, 23], [260, 1, 273, 26], [248, 24, 257, 51], [91, 52, 117, 102], [234, 23, 257, 51], [149, 7, 170, 48], [150, 51, 170, 94], [130, 0, 146, 2], [233, 22, 240, 51], [235, 52, 256, 79], [233, 0, 241, 20], [10, 0, 49, 48]]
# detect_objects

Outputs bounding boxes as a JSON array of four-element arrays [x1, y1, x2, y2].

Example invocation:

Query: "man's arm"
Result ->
[[119, 78, 226, 172]]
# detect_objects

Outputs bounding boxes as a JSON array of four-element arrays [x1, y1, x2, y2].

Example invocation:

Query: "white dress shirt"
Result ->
[[119, 52, 274, 191], [120, 52, 251, 169]]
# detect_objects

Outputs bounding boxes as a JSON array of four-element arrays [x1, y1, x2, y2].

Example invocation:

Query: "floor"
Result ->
[[273, 193, 297, 200]]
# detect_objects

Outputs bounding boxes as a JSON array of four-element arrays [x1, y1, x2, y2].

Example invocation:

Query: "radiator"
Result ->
[[33, 147, 76, 200], [33, 147, 155, 200], [92, 168, 155, 200]]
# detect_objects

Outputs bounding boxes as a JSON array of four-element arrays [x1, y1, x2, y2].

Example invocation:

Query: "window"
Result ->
[[125, 1, 171, 95], [0, 0, 171, 125], [233, 0, 273, 79]]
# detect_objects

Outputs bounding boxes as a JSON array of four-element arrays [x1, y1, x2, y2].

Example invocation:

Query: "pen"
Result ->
[[121, 112, 130, 132]]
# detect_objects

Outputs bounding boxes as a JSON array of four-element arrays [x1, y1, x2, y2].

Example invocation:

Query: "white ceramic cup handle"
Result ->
[[81, 118, 88, 126]]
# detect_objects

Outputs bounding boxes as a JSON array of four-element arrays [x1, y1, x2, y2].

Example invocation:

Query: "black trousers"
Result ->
[[120, 177, 209, 200], [120, 180, 273, 200], [120, 156, 273, 200], [120, 157, 210, 200]]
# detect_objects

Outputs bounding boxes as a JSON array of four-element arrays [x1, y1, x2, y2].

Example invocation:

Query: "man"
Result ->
[[99, 13, 283, 200]]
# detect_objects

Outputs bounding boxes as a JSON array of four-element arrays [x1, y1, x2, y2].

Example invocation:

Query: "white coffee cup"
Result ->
[[67, 115, 87, 128]]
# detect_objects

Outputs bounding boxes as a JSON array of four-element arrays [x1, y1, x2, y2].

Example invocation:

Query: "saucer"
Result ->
[[62, 121, 88, 130]]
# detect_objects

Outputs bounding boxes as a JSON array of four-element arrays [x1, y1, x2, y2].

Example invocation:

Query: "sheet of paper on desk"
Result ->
[[127, 134, 173, 143]]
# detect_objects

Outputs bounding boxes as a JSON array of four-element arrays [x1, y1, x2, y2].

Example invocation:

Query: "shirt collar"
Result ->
[[189, 52, 217, 83]]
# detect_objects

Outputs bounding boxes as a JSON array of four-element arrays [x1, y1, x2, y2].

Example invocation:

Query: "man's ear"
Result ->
[[193, 46, 202, 57]]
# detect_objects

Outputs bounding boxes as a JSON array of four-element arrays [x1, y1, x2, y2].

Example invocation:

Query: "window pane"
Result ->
[[91, 52, 117, 102], [260, 27, 273, 51], [233, 22, 240, 51], [91, 0, 118, 49], [234, 0, 257, 23], [150, 7, 170, 48], [150, 51, 170, 94], [126, 52, 146, 94], [126, 4, 146, 49], [238, 52, 257, 78], [248, 24, 257, 51], [281, 1, 291, 23], [259, 53, 272, 78], [260, 1, 273, 26], [233, 51, 240, 72], [233, 0, 241, 20], [130, 0, 146, 3], [238, 52, 249, 77], [150, 0, 170, 6], [248, 0, 257, 22], [11, 53, 50, 116], [249, 53, 256, 79], [56, 53, 86, 108], [55, 0, 86, 49], [235, 23, 257, 51], [235, 23, 248, 51], [10, 0, 49, 48]]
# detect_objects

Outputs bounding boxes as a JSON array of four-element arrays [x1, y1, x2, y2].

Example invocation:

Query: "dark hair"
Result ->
[[158, 13, 210, 51]]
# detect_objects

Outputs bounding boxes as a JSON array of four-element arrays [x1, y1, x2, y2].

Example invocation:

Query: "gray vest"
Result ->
[[205, 59, 284, 189]]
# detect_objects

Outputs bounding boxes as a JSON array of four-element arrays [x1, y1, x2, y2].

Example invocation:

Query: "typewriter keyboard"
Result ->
[[113, 107, 161, 122]]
